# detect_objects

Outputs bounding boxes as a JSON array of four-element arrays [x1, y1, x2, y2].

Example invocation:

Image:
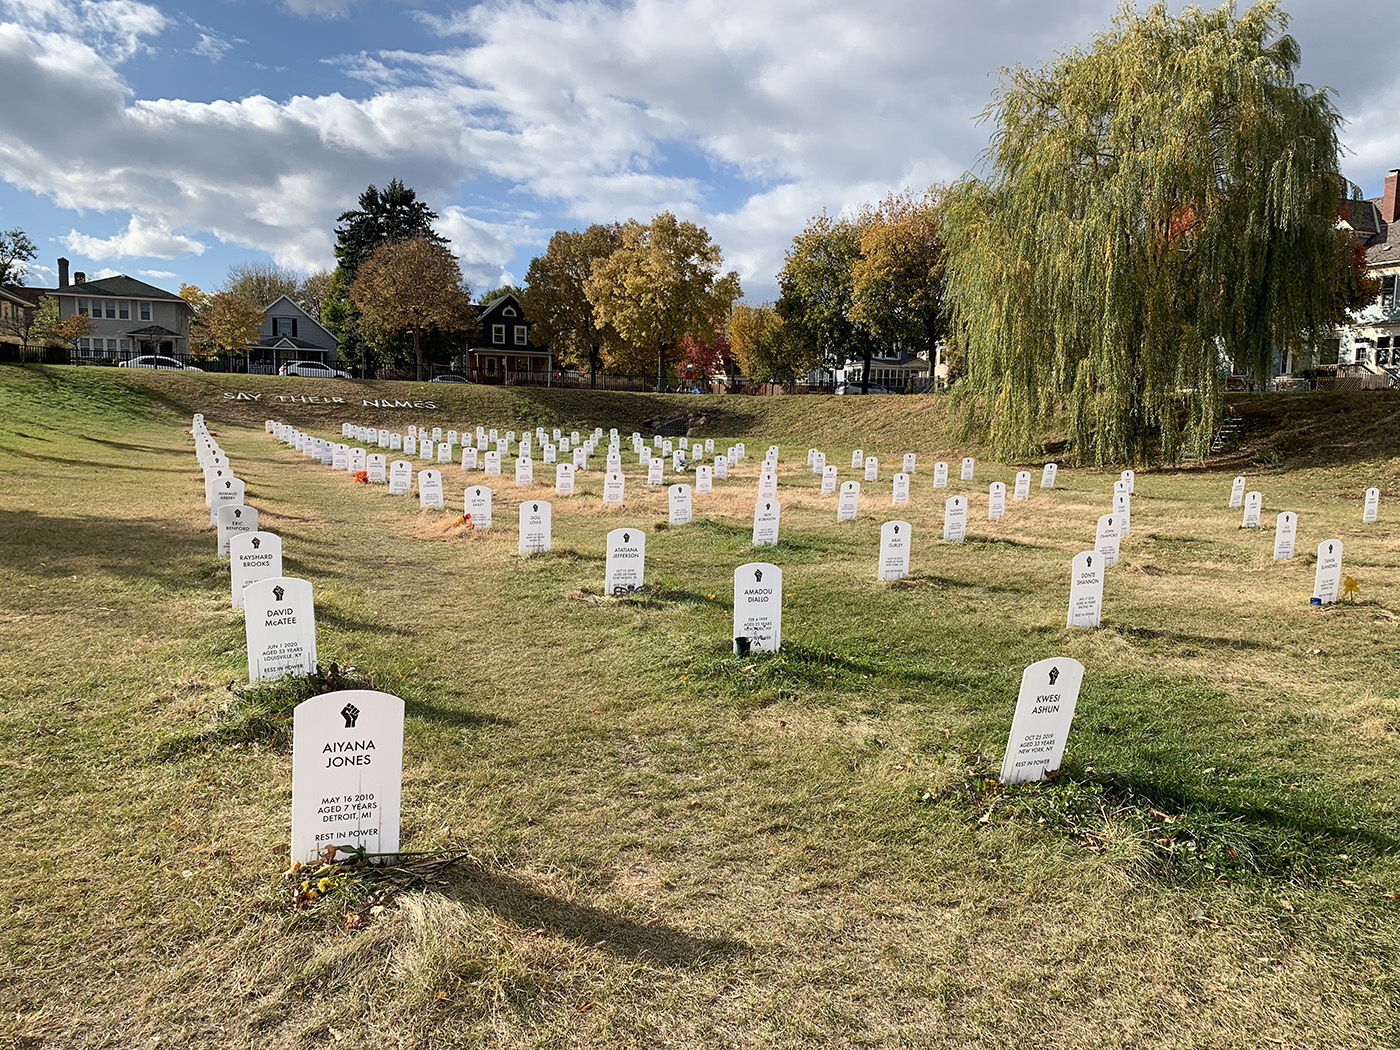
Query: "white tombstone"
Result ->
[[459, 446, 477, 470], [1273, 511, 1297, 560], [490, 428, 499, 442], [231, 534, 282, 607], [735, 442, 746, 460], [821, 465, 838, 494], [605, 528, 647, 596], [942, 495, 967, 541], [1013, 471, 1031, 501], [217, 504, 258, 558], [1041, 463, 1057, 489], [290, 690, 404, 865], [933, 461, 949, 489], [431, 427, 442, 442], [1313, 539, 1343, 605], [999, 658, 1086, 785], [892, 472, 910, 506], [902, 453, 916, 473], [1113, 491, 1131, 537], [837, 481, 861, 521], [758, 470, 778, 501], [1113, 479, 1129, 497], [1364, 487, 1381, 523], [1119, 469, 1134, 495], [331, 446, 349, 471], [647, 458, 665, 486], [446, 429, 457, 445], [554, 462, 575, 495], [1242, 491, 1262, 528], [543, 444, 556, 465], [877, 520, 911, 580], [1229, 475, 1246, 508], [606, 450, 622, 473], [389, 433, 401, 451], [960, 457, 975, 481], [1095, 513, 1122, 567], [417, 470, 444, 509], [231, 532, 282, 609], [733, 563, 782, 654], [1066, 552, 1104, 628], [696, 465, 713, 494], [204, 464, 232, 505], [663, 439, 673, 456], [244, 577, 316, 682], [210, 477, 246, 526], [484, 451, 501, 476], [603, 471, 625, 506], [367, 453, 387, 483], [465, 486, 492, 529], [715, 456, 728, 480], [752, 499, 780, 546], [571, 430, 581, 445], [669, 483, 693, 525], [864, 457, 878, 482], [678, 436, 689, 450], [420, 439, 435, 462], [518, 500, 552, 554], [851, 449, 864, 469], [432, 441, 449, 464], [672, 449, 686, 472], [574, 447, 588, 471], [988, 481, 1006, 520], [513, 458, 532, 486], [812, 450, 826, 474], [807, 448, 817, 467], [388, 460, 413, 495]]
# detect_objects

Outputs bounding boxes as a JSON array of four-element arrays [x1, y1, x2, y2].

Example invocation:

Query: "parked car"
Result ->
[[118, 355, 202, 371], [431, 374, 470, 383], [279, 360, 350, 378], [834, 381, 891, 395]]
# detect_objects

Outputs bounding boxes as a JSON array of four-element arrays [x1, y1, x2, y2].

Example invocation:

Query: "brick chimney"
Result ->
[[74, 271, 86, 284], [58, 257, 69, 288], [1384, 169, 1400, 224]]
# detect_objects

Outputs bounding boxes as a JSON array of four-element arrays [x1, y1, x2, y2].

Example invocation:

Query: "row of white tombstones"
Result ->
[[1229, 474, 1381, 524], [286, 654, 1088, 865], [278, 422, 1077, 517]]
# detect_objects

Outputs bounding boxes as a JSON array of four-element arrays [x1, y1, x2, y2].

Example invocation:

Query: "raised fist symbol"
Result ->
[[341, 703, 360, 728]]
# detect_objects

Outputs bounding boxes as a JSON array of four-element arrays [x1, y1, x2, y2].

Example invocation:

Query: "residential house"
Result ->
[[249, 293, 340, 374], [458, 293, 551, 384], [0, 285, 37, 350], [834, 347, 934, 392], [1333, 168, 1400, 379], [46, 258, 194, 362]]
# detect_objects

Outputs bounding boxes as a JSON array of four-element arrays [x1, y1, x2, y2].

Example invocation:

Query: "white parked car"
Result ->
[[118, 355, 202, 371], [279, 360, 350, 378]]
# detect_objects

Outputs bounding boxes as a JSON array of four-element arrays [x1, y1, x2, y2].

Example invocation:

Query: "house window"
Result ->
[[1319, 338, 1340, 366], [139, 301, 151, 321], [503, 306, 516, 316], [514, 325, 527, 345], [1382, 275, 1398, 311], [274, 316, 298, 337], [78, 337, 90, 352], [77, 298, 89, 315], [486, 358, 497, 375], [492, 324, 505, 343], [104, 301, 116, 319], [1355, 344, 1370, 365], [118, 301, 129, 320]]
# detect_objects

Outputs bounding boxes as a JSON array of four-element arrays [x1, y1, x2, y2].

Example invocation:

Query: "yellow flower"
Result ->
[[317, 877, 333, 893], [1342, 575, 1361, 599]]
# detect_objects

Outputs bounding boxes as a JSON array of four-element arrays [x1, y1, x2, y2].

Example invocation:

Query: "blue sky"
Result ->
[[2, 0, 1397, 303]]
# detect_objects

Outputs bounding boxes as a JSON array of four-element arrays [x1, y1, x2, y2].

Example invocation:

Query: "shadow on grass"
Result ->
[[0, 442, 188, 473], [949, 755, 1400, 884], [0, 507, 211, 581], [447, 860, 750, 967], [1106, 624, 1274, 652]]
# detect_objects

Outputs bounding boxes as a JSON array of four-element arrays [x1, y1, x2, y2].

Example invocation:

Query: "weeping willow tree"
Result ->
[[943, 1, 1352, 464]]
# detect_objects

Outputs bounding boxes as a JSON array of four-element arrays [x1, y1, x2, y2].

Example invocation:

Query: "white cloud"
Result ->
[[139, 268, 177, 279], [192, 31, 233, 61], [62, 217, 206, 259], [1, 0, 1398, 302], [280, 0, 366, 17]]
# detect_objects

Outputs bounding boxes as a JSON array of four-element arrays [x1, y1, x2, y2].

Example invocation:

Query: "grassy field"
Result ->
[[2, 365, 1398, 1049]]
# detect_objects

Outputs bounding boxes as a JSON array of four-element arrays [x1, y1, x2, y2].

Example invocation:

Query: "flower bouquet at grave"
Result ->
[[354, 471, 369, 484], [453, 513, 475, 530]]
